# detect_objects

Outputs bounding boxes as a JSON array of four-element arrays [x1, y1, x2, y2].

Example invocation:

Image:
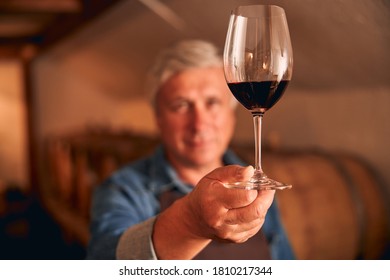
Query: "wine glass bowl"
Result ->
[[223, 5, 293, 190]]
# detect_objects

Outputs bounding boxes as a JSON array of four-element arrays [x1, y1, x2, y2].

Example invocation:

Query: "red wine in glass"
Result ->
[[228, 80, 289, 113]]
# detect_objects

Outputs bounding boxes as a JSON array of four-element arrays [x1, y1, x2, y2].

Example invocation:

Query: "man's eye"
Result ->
[[170, 101, 189, 112], [207, 98, 221, 108]]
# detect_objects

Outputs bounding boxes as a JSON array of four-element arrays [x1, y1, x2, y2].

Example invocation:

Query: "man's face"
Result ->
[[155, 67, 236, 169]]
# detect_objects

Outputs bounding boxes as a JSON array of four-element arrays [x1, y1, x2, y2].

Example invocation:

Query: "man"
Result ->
[[87, 40, 294, 259]]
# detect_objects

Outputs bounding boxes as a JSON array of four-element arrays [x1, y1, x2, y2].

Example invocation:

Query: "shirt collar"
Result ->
[[146, 145, 245, 195]]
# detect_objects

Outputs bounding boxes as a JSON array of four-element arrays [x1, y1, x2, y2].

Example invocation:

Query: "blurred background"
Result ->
[[0, 0, 389, 259]]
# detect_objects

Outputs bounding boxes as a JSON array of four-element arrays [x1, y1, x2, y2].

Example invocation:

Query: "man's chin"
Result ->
[[184, 153, 219, 166]]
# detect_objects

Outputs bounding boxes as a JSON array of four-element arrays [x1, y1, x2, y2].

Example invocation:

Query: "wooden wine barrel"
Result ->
[[45, 131, 390, 257], [259, 149, 390, 260]]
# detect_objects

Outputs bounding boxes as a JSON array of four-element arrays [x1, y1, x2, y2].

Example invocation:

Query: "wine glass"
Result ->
[[223, 5, 293, 190]]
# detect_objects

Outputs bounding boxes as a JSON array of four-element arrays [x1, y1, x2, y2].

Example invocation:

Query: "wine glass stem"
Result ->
[[253, 112, 265, 178]]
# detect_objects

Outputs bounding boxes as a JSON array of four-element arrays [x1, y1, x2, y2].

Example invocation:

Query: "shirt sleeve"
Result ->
[[116, 217, 158, 260], [86, 169, 159, 260]]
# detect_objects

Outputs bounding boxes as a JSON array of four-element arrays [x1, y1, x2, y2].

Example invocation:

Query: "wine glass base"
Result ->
[[223, 179, 292, 191]]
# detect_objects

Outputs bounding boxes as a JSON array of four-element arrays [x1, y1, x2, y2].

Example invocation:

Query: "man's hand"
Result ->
[[185, 165, 275, 243], [153, 165, 275, 259]]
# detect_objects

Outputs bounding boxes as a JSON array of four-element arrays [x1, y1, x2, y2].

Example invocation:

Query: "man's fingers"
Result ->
[[201, 178, 258, 209], [224, 190, 275, 224], [205, 165, 254, 184], [214, 220, 263, 243], [202, 165, 258, 208]]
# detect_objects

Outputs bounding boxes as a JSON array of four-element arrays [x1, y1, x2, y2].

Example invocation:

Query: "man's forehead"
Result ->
[[158, 70, 228, 99], [160, 85, 228, 101]]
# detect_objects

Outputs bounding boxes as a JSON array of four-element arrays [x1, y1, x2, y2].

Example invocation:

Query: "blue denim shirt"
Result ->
[[87, 146, 295, 259]]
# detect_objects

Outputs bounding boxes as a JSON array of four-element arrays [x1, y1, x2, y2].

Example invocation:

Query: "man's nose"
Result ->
[[191, 105, 208, 130]]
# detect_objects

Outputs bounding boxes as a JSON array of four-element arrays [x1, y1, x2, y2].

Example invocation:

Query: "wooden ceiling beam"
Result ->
[[0, 43, 38, 59], [37, 0, 122, 50], [0, 0, 81, 13], [0, 45, 21, 58], [0, 0, 123, 59]]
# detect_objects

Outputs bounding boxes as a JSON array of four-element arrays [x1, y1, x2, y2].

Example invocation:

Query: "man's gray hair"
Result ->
[[147, 40, 223, 106]]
